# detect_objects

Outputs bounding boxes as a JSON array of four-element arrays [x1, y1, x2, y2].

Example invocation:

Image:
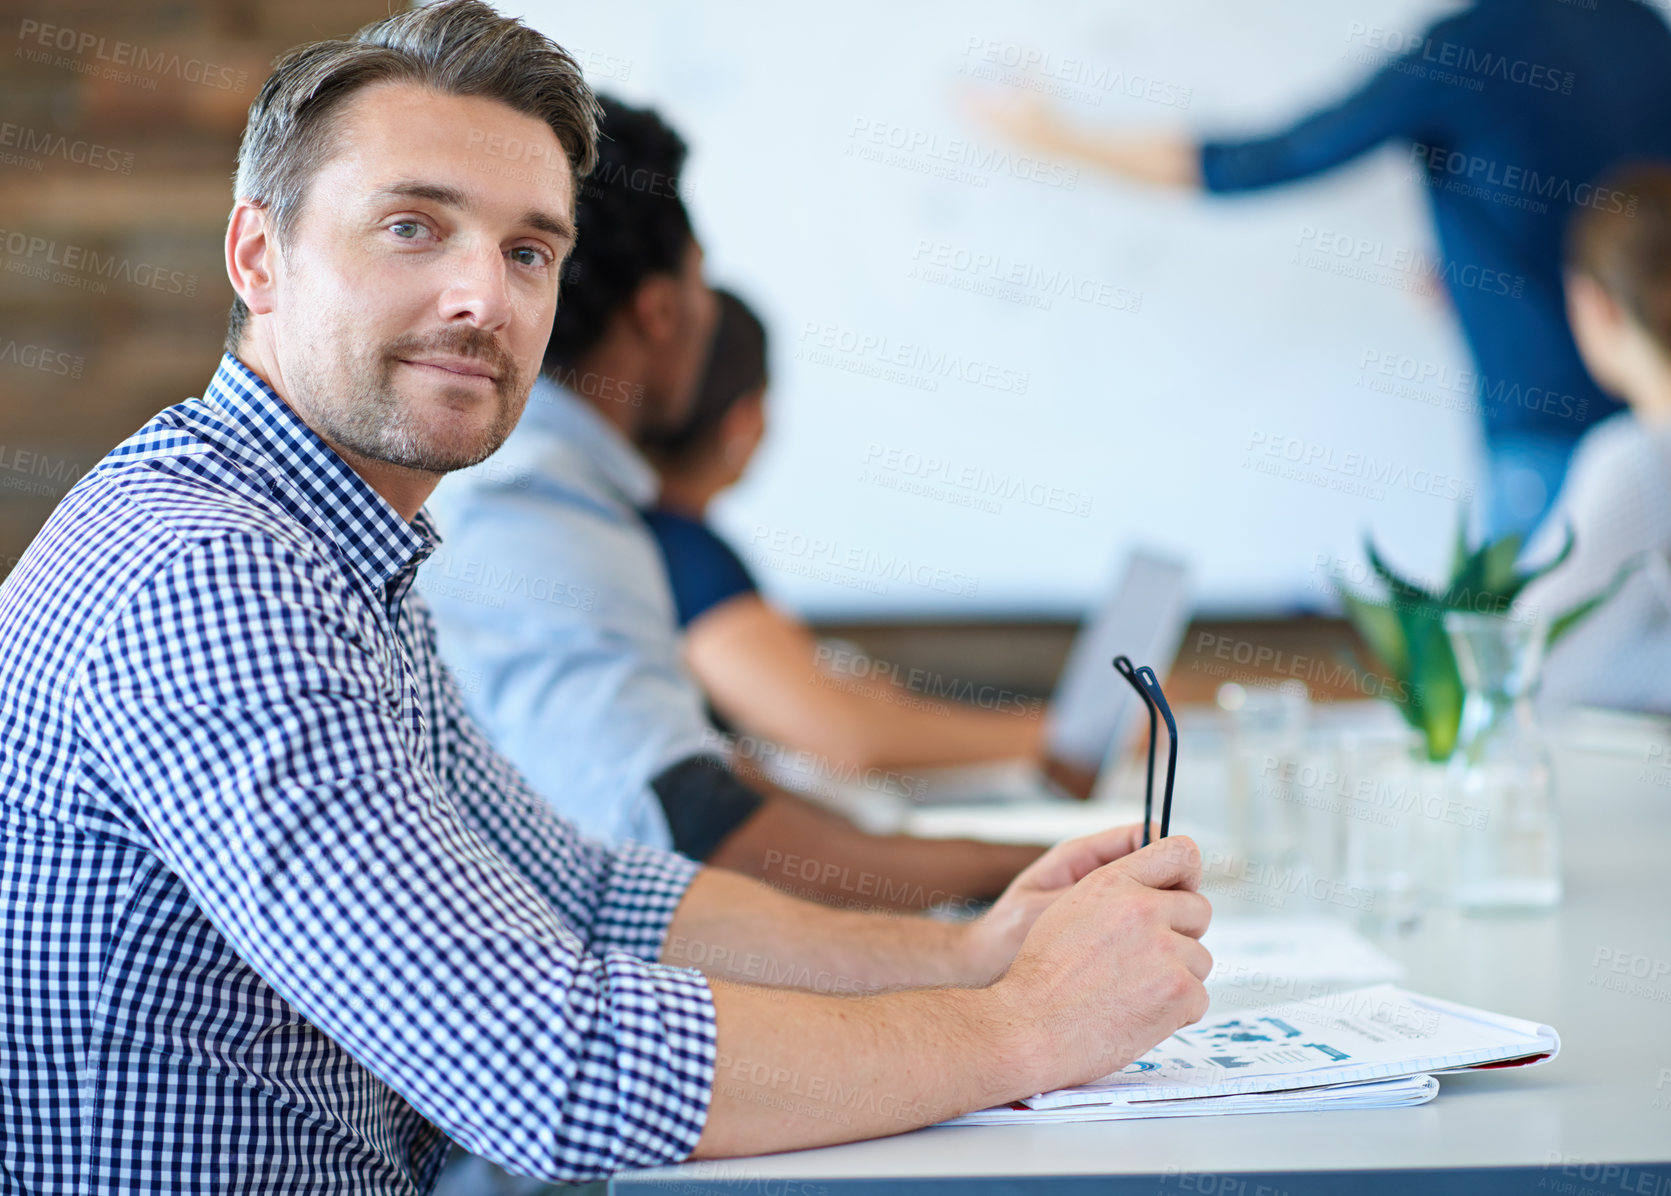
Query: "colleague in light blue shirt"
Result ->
[[420, 95, 1045, 905], [423, 375, 713, 849]]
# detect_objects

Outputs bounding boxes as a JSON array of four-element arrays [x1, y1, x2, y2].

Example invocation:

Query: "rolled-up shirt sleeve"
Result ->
[[73, 530, 716, 1182], [1200, 18, 1457, 193]]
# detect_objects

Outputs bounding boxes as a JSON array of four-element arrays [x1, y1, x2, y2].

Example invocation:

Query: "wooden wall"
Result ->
[[0, 0, 394, 578]]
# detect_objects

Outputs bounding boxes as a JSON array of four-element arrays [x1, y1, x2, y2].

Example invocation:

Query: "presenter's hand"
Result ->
[[981, 835, 1211, 1094], [964, 822, 1154, 981], [961, 89, 1075, 157], [960, 87, 1203, 188]]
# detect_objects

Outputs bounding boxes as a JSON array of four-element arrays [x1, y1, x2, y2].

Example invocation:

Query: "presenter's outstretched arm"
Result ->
[[964, 92, 1202, 188]]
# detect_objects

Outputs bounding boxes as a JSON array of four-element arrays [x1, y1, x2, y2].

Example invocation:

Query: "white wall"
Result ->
[[511, 0, 1483, 617]]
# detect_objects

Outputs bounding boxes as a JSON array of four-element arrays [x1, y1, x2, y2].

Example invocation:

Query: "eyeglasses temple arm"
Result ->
[[1136, 666, 1178, 840], [1112, 655, 1159, 847]]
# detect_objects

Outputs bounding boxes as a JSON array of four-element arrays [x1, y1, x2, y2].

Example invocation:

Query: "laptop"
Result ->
[[777, 550, 1192, 817], [1045, 549, 1194, 778]]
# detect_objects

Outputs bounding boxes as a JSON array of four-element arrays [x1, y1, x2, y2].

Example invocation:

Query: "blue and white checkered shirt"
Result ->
[[0, 356, 717, 1194]]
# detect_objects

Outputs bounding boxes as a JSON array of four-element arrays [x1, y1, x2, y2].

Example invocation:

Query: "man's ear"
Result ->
[[226, 200, 281, 318], [720, 389, 767, 444], [629, 273, 680, 346]]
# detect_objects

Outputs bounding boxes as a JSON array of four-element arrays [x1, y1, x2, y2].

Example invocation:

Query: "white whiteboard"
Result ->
[[509, 0, 1486, 617]]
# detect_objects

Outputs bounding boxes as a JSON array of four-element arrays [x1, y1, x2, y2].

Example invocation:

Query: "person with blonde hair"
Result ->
[[1522, 163, 1671, 711]]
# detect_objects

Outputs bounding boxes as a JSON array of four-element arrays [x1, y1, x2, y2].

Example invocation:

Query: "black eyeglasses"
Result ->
[[1112, 655, 1176, 847]]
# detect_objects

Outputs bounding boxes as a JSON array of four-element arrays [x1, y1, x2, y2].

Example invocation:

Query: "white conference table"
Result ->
[[613, 708, 1671, 1195]]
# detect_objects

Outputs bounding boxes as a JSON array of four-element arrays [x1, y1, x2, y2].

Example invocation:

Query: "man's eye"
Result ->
[[509, 246, 550, 268], [389, 220, 425, 239]]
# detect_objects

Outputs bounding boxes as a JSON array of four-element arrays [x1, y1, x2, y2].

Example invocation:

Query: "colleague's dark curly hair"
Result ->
[[544, 94, 695, 376]]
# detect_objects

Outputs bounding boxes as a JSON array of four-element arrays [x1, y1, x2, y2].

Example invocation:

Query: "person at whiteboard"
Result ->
[[973, 0, 1671, 541], [1519, 163, 1671, 713], [639, 288, 1048, 771]]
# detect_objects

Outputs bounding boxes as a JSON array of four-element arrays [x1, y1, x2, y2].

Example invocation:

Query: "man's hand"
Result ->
[[691, 831, 1212, 1159], [959, 821, 1153, 983], [984, 835, 1212, 1095]]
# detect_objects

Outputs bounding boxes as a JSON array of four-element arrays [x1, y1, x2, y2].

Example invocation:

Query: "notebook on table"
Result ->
[[946, 1075, 1440, 1125], [942, 984, 1558, 1125]]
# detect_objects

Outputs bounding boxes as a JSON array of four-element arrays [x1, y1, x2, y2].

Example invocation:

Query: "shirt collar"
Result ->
[[517, 375, 659, 509], [201, 354, 439, 591]]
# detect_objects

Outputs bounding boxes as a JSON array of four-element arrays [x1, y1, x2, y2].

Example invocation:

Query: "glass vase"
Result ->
[[1441, 611, 1561, 911]]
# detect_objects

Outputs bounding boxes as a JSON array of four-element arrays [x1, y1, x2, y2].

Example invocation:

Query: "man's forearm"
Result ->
[[675, 828, 1216, 1160], [705, 789, 1044, 911], [663, 866, 1001, 994], [692, 979, 1040, 1159]]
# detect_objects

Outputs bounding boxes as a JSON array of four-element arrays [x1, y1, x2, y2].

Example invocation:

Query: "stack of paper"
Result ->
[[948, 1076, 1439, 1125], [943, 983, 1557, 1126]]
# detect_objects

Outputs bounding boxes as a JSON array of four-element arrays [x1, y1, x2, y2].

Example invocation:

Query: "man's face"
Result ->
[[265, 82, 575, 473], [643, 237, 721, 435]]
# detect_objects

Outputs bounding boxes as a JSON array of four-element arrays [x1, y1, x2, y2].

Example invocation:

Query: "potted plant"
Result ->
[[1335, 519, 1637, 911], [1334, 519, 1632, 763]]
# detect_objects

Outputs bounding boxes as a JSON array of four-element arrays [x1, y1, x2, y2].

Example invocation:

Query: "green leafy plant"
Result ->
[[1336, 517, 1639, 762]]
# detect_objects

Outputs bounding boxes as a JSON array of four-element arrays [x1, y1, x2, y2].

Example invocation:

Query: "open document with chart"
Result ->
[[944, 984, 1559, 1125]]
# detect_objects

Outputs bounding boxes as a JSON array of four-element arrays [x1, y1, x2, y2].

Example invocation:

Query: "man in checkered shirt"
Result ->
[[0, 3, 1211, 1192]]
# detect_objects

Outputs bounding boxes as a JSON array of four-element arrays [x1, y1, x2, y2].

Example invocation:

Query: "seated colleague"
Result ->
[[639, 289, 1046, 771], [420, 96, 1045, 906], [0, 6, 1216, 1189], [1521, 163, 1671, 712]]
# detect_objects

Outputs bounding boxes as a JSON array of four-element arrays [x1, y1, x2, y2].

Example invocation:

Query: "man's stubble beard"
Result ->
[[295, 325, 528, 475]]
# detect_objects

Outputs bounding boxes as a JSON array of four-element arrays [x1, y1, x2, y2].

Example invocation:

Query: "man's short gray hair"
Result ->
[[226, 0, 598, 351]]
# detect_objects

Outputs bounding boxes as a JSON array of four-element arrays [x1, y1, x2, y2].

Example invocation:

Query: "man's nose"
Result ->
[[438, 242, 513, 331]]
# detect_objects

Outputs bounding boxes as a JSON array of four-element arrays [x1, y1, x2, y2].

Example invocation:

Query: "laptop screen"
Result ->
[[1044, 552, 1192, 772]]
